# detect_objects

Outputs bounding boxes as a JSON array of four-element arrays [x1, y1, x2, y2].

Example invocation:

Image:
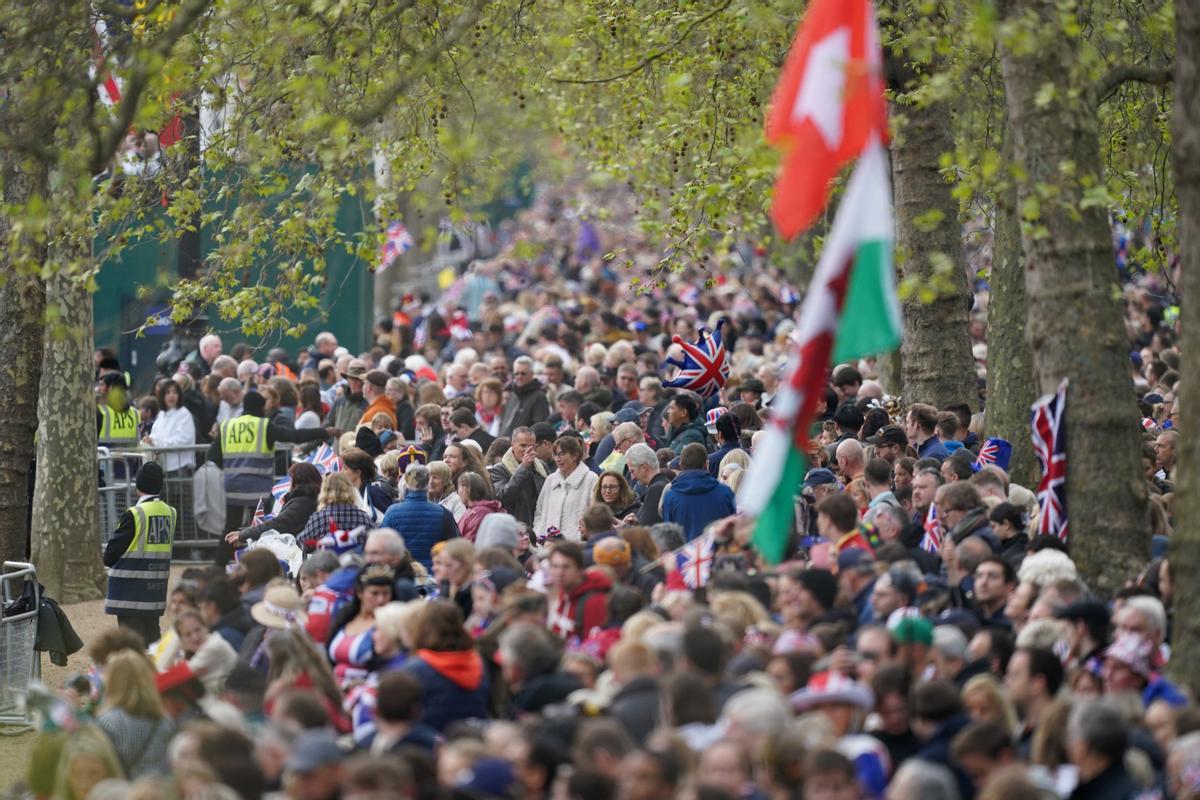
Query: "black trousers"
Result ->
[[216, 504, 255, 566], [116, 614, 161, 647]]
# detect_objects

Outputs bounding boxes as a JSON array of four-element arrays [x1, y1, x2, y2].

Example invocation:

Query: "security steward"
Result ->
[[104, 462, 176, 645], [207, 390, 338, 565], [97, 372, 140, 448]]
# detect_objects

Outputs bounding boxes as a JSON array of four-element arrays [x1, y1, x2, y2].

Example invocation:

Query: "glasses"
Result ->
[[514, 371, 532, 377], [601, 484, 620, 493]]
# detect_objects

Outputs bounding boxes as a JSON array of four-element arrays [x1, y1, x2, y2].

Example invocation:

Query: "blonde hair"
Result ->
[[590, 411, 615, 441], [52, 726, 125, 800], [374, 600, 423, 650], [101, 650, 164, 720], [377, 450, 402, 483], [710, 591, 770, 640], [961, 674, 1020, 737], [427, 460, 452, 488], [718, 449, 751, 473], [620, 611, 666, 644], [370, 412, 393, 433], [318, 472, 359, 508], [439, 538, 476, 569]]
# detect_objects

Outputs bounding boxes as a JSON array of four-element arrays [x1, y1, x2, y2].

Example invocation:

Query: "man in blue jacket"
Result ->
[[381, 463, 459, 569], [661, 443, 736, 541]]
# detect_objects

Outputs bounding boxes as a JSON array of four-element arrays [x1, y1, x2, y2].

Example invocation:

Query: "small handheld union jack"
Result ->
[[662, 319, 730, 399], [673, 531, 715, 589], [919, 504, 941, 553], [1031, 378, 1069, 542], [973, 438, 1013, 473], [305, 443, 342, 474], [378, 221, 414, 272]]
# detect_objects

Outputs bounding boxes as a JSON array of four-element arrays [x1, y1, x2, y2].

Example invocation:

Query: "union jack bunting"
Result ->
[[674, 531, 715, 589], [378, 221, 414, 272], [662, 319, 731, 398], [305, 443, 342, 474], [919, 503, 941, 553], [973, 437, 1013, 473], [1031, 378, 1069, 541]]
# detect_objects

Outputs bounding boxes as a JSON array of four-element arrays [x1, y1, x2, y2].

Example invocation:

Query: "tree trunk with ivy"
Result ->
[[1168, 0, 1200, 696], [887, 57, 978, 411], [31, 260, 105, 603], [984, 139, 1038, 490], [999, 0, 1149, 593], [0, 164, 46, 565]]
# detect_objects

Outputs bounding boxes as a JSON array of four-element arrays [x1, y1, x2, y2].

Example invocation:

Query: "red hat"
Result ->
[[156, 662, 201, 695]]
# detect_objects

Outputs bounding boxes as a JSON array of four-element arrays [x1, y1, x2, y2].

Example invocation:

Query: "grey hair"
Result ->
[[300, 550, 340, 576], [932, 625, 968, 661], [891, 760, 960, 800], [625, 442, 658, 471], [365, 527, 407, 557], [721, 687, 790, 737], [218, 376, 242, 393], [1122, 595, 1167, 637], [612, 421, 644, 444], [649, 522, 685, 553], [498, 622, 560, 679], [405, 462, 431, 490], [514, 355, 535, 370], [1068, 698, 1129, 762]]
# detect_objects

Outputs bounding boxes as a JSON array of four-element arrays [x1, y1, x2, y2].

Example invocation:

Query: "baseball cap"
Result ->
[[865, 425, 908, 447], [364, 369, 389, 388], [802, 468, 837, 489], [1055, 600, 1110, 629], [285, 730, 345, 774], [891, 616, 934, 646]]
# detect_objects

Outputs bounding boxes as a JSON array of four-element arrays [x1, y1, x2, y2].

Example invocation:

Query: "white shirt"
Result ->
[[146, 407, 196, 471], [217, 401, 242, 424]]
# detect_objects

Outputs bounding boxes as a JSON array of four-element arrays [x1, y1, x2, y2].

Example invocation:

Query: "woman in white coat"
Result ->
[[533, 434, 598, 542]]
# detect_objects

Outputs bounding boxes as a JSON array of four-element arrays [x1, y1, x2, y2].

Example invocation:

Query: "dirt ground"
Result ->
[[0, 567, 187, 794]]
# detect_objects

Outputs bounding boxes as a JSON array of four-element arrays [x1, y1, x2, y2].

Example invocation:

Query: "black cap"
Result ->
[[355, 426, 383, 458], [794, 569, 838, 610], [242, 391, 266, 417], [865, 425, 908, 446], [136, 462, 165, 495], [1055, 600, 1110, 629], [740, 378, 765, 395]]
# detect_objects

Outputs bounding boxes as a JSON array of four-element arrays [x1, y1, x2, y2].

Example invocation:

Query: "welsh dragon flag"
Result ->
[[742, 139, 900, 564]]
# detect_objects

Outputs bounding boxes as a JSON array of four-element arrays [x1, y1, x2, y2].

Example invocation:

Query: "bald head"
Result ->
[[836, 438, 864, 468]]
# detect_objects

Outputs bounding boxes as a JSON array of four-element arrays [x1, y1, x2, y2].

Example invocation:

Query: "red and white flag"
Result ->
[[766, 0, 887, 239]]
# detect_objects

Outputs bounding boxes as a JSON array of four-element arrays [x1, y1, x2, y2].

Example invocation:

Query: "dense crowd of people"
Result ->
[[17, 185, 1190, 800]]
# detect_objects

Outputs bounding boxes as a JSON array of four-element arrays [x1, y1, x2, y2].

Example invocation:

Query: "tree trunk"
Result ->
[[888, 98, 978, 411], [0, 156, 46, 564], [31, 259, 105, 603], [1168, 0, 1200, 696], [985, 140, 1038, 490], [999, 0, 1149, 593]]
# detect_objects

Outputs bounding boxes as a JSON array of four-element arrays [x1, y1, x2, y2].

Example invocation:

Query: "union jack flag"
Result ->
[[919, 503, 941, 553], [662, 319, 730, 398], [378, 221, 414, 272], [317, 522, 365, 556], [305, 443, 342, 474], [973, 437, 1013, 472], [250, 476, 293, 525], [673, 531, 715, 589], [1031, 378, 1069, 541]]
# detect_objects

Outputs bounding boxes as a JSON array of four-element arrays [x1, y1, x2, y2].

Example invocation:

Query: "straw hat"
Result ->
[[251, 584, 309, 629]]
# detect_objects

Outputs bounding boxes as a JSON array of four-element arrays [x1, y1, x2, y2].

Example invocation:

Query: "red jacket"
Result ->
[[549, 568, 612, 642], [459, 499, 503, 542]]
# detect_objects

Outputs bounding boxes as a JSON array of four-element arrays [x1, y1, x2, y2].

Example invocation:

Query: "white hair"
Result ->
[[891, 760, 960, 800], [365, 527, 406, 557], [1016, 618, 1069, 651], [932, 625, 968, 661], [453, 348, 479, 367], [625, 443, 658, 471], [1017, 548, 1079, 587]]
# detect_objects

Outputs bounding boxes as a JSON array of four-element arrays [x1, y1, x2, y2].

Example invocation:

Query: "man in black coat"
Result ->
[[500, 356, 550, 436]]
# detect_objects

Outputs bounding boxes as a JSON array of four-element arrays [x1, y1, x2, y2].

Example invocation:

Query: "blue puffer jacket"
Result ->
[[402, 649, 490, 731], [661, 469, 736, 541], [381, 490, 460, 569]]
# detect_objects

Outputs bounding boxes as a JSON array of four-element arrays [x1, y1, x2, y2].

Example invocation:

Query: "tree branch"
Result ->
[[91, 0, 215, 174], [550, 0, 734, 85], [347, 0, 485, 125], [1095, 64, 1173, 105]]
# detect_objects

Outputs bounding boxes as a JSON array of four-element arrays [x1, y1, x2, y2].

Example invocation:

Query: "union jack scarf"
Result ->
[[1031, 378, 1069, 541], [662, 319, 730, 398]]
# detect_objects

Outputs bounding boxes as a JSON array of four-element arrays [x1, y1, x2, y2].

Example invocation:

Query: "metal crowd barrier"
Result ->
[[0, 562, 40, 733], [98, 442, 324, 562]]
